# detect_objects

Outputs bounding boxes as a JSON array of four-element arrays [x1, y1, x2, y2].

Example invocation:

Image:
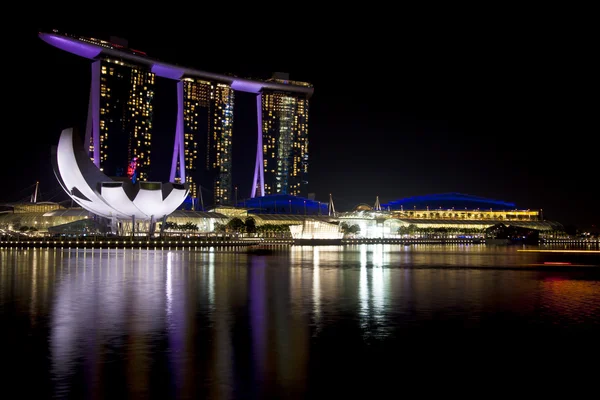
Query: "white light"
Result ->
[[54, 128, 188, 221]]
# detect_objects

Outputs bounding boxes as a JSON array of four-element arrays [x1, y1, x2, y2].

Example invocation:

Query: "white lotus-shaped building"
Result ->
[[52, 128, 189, 221]]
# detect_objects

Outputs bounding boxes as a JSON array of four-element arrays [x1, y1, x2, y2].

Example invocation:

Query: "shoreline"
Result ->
[[0, 237, 597, 249]]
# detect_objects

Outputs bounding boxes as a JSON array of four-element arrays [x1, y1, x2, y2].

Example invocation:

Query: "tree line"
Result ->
[[214, 217, 292, 237]]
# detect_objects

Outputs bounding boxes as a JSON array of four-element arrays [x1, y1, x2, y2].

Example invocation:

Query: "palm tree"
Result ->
[[349, 224, 361, 235], [245, 217, 257, 234], [183, 222, 198, 233], [340, 222, 350, 234], [227, 217, 245, 233]]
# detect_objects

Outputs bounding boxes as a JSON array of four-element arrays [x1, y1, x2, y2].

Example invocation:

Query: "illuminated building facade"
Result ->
[[52, 128, 188, 229], [257, 73, 310, 197], [180, 78, 210, 200], [40, 32, 313, 207], [207, 83, 234, 206], [96, 58, 154, 181], [179, 78, 234, 207], [333, 193, 558, 239]]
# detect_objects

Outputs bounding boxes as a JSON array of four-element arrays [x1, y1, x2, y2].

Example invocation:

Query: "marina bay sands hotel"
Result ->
[[40, 30, 313, 207]]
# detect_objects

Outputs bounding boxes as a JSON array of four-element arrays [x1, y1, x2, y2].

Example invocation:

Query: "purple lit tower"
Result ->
[[40, 33, 155, 180], [177, 78, 235, 207], [40, 31, 313, 206], [253, 73, 311, 198]]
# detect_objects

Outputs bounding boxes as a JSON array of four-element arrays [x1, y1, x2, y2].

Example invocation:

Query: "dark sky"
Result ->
[[4, 13, 597, 229]]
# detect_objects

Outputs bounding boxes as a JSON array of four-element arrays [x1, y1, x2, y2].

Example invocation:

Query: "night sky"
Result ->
[[5, 16, 597, 229]]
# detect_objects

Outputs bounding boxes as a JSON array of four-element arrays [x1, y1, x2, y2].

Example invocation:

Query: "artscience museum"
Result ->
[[51, 127, 189, 234]]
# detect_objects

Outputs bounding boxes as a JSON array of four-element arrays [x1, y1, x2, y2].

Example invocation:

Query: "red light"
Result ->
[[543, 262, 572, 265]]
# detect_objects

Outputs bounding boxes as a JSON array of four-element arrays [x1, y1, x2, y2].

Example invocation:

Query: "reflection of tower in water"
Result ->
[[206, 250, 250, 399], [249, 255, 267, 395], [248, 249, 310, 395], [165, 251, 189, 397]]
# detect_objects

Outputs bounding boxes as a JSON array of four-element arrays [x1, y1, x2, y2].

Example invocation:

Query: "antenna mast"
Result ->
[[199, 186, 205, 211], [33, 181, 39, 203], [328, 193, 336, 217], [374, 195, 381, 211]]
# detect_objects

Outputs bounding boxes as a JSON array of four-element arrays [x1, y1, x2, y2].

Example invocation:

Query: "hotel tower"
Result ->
[[181, 78, 234, 206], [40, 31, 313, 208], [258, 72, 310, 197]]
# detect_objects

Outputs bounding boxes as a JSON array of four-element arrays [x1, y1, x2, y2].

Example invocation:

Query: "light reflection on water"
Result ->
[[1, 245, 599, 398]]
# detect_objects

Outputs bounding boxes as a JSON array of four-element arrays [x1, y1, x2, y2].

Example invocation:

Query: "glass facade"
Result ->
[[97, 58, 154, 181], [261, 91, 309, 196], [182, 78, 211, 200], [41, 32, 315, 205], [182, 79, 234, 207], [210, 84, 234, 206]]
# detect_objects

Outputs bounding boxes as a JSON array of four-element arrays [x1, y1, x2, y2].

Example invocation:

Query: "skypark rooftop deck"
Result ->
[[39, 31, 314, 97]]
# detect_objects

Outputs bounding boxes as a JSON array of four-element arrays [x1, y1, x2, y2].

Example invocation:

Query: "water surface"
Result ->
[[2, 244, 599, 398]]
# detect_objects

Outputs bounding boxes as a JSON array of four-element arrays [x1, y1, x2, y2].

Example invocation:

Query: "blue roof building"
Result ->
[[382, 193, 517, 211], [236, 194, 328, 215]]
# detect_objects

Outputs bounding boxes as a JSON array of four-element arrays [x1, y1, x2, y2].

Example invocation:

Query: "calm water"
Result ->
[[2, 244, 599, 399]]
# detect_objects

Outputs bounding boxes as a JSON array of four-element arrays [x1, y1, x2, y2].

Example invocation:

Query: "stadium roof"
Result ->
[[252, 215, 335, 222], [383, 193, 519, 211], [239, 194, 328, 215]]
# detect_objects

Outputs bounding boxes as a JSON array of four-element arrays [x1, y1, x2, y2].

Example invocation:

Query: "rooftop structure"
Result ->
[[40, 30, 314, 206], [39, 31, 313, 96], [382, 192, 517, 211], [235, 194, 328, 215]]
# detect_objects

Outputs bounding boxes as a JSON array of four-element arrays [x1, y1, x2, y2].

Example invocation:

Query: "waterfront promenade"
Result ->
[[0, 236, 291, 249], [1, 236, 597, 249]]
